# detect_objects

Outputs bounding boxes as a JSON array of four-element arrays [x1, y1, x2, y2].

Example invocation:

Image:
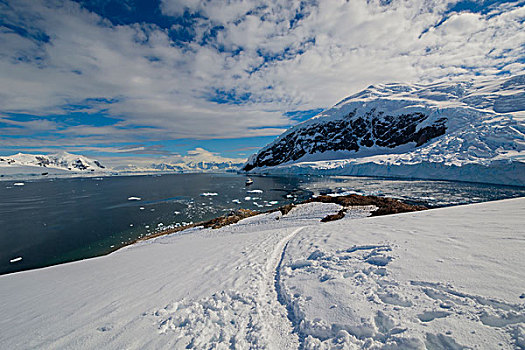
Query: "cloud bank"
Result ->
[[0, 0, 523, 156]]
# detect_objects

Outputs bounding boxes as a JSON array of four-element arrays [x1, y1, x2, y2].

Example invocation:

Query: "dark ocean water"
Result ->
[[1, 173, 524, 275]]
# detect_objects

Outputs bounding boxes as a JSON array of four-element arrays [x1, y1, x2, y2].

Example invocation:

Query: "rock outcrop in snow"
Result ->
[[243, 75, 525, 186]]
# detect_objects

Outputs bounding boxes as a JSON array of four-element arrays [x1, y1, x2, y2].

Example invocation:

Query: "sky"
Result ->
[[0, 0, 524, 165]]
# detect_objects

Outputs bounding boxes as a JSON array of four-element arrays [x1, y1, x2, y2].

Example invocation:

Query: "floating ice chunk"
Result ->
[[247, 189, 263, 194], [231, 199, 241, 204], [200, 192, 218, 197], [10, 257, 22, 263], [174, 211, 181, 215], [269, 201, 278, 205], [13, 183, 24, 186], [139, 207, 145, 210], [244, 196, 251, 201], [286, 194, 293, 198], [128, 196, 141, 201], [327, 190, 362, 197]]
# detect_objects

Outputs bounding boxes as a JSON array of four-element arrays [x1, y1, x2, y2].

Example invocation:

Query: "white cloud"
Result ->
[[0, 0, 523, 151]]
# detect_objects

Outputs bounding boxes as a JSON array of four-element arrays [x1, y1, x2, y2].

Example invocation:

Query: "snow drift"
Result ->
[[244, 75, 525, 186]]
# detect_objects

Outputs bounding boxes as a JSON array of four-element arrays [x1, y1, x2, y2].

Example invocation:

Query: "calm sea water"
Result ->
[[1, 173, 524, 275]]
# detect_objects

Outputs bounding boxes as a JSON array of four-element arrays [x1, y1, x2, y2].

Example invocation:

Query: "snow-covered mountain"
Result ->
[[243, 75, 525, 186], [0, 152, 107, 173]]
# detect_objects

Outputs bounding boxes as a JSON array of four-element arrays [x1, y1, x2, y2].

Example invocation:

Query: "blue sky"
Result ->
[[0, 0, 524, 165]]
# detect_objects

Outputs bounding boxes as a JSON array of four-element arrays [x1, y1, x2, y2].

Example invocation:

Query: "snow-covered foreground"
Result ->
[[1, 198, 524, 349]]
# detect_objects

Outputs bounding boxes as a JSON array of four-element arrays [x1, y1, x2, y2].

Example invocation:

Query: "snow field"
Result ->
[[0, 199, 523, 349], [278, 199, 525, 349]]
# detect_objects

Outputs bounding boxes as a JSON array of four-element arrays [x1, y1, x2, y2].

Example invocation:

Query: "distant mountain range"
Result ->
[[243, 74, 525, 186], [112, 160, 244, 173], [0, 150, 245, 178]]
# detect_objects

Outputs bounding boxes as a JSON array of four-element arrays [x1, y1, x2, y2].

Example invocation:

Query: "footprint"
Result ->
[[377, 291, 413, 307], [346, 245, 390, 254], [418, 310, 450, 322], [97, 324, 113, 332], [425, 333, 467, 350], [365, 255, 392, 267]]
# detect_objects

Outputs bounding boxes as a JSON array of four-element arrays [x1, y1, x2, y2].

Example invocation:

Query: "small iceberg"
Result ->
[[13, 183, 25, 186], [247, 189, 263, 194], [200, 192, 218, 197], [10, 257, 22, 263], [128, 196, 141, 201], [245, 178, 254, 186], [231, 199, 241, 204]]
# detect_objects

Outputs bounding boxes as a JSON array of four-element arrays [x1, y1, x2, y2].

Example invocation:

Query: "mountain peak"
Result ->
[[1, 152, 106, 172]]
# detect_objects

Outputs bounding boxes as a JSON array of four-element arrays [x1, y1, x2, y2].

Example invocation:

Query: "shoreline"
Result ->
[[3, 169, 524, 277], [3, 168, 525, 191], [0, 169, 240, 182], [126, 193, 427, 248], [0, 193, 428, 277]]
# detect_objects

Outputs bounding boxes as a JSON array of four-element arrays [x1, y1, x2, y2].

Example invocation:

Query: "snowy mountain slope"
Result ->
[[243, 75, 525, 186], [0, 198, 523, 349], [0, 152, 107, 173]]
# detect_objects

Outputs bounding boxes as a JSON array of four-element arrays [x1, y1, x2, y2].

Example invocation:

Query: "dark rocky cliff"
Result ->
[[243, 109, 447, 171]]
